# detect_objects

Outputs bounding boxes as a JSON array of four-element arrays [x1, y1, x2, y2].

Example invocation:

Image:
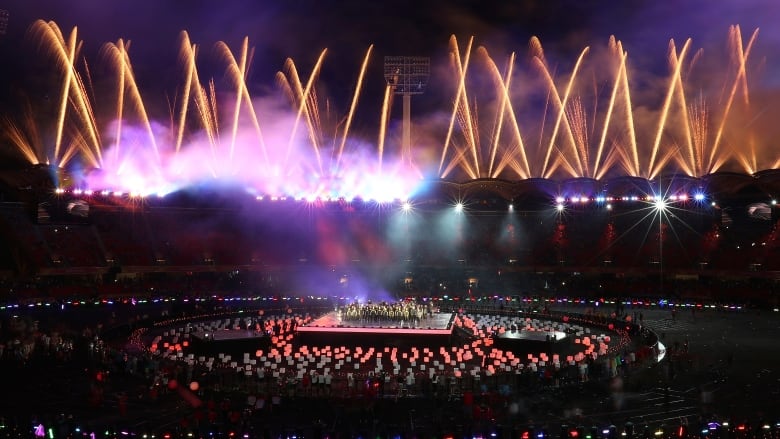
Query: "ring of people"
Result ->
[[139, 299, 659, 401]]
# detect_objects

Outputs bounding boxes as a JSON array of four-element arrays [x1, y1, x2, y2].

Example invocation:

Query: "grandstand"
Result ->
[[0, 167, 776, 300]]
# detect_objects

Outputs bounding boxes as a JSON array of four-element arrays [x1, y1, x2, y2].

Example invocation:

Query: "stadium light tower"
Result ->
[[653, 190, 667, 297], [384, 56, 430, 167]]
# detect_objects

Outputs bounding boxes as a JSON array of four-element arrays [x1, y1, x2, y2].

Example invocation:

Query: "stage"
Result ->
[[493, 329, 570, 354], [296, 311, 456, 347], [190, 329, 270, 357]]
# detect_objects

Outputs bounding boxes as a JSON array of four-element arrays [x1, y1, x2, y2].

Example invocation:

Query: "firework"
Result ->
[[3, 21, 773, 201]]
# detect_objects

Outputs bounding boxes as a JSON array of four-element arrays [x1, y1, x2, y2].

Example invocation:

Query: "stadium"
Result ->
[[0, 165, 777, 303], [0, 17, 779, 439]]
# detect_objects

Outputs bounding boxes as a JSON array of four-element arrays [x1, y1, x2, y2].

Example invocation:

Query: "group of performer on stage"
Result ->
[[337, 300, 436, 326]]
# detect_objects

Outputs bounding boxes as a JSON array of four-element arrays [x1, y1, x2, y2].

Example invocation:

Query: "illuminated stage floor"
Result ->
[[296, 311, 456, 346], [496, 329, 567, 342], [190, 329, 270, 356], [300, 311, 455, 333], [493, 328, 571, 354], [192, 329, 266, 341]]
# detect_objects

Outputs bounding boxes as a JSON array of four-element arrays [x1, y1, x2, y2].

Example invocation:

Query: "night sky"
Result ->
[[2, 0, 779, 91], [0, 0, 778, 175]]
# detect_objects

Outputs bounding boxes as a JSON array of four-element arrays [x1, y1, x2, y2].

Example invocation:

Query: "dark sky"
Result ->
[[2, 0, 778, 82], [0, 0, 778, 171]]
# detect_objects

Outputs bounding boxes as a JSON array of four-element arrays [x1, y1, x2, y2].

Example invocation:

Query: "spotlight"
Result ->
[[654, 198, 667, 211], [694, 193, 705, 201], [402, 202, 412, 212], [556, 203, 565, 212], [454, 202, 464, 212]]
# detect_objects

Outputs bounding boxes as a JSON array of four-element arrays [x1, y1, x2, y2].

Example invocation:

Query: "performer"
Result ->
[[339, 300, 430, 326]]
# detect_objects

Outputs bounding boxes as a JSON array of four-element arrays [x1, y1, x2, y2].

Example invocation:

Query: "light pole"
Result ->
[[659, 209, 664, 297], [654, 196, 667, 297], [383, 56, 430, 167]]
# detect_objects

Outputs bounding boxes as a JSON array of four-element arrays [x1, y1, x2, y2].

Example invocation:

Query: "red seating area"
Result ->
[[0, 200, 777, 284], [765, 221, 780, 270], [91, 210, 154, 267], [145, 211, 254, 266], [146, 211, 208, 265], [0, 204, 50, 269], [39, 225, 105, 268]]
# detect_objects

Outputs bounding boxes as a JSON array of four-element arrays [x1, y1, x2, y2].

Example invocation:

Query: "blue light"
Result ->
[[694, 193, 705, 201]]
